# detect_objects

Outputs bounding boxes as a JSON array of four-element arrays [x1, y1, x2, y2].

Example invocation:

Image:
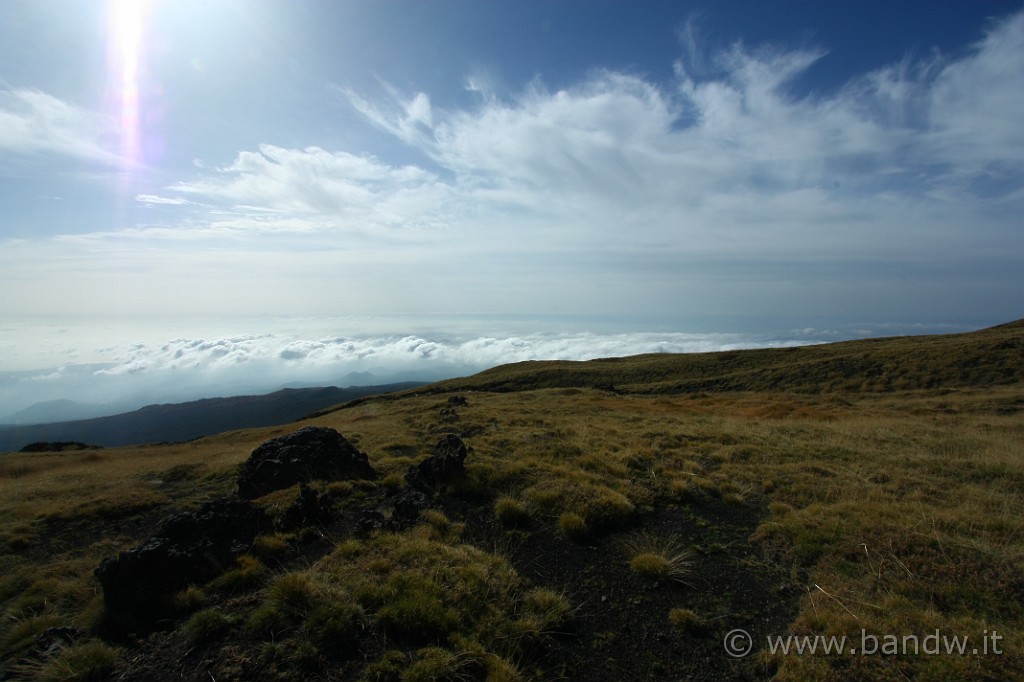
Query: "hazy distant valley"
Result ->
[[0, 382, 425, 452]]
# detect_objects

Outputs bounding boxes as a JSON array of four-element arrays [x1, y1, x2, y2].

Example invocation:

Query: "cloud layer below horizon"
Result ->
[[1, 323, 839, 419], [0, 308, 985, 421]]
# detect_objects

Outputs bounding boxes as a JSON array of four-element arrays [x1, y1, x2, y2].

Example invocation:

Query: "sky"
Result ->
[[0, 1, 1022, 418]]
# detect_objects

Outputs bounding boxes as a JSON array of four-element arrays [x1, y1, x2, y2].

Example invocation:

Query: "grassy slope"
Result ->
[[425, 320, 1024, 396], [0, 322, 1021, 681]]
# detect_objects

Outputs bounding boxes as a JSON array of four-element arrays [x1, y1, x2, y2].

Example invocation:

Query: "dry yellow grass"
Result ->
[[1, 323, 1021, 680]]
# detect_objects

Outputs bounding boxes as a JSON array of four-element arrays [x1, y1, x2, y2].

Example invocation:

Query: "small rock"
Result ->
[[33, 627, 83, 657]]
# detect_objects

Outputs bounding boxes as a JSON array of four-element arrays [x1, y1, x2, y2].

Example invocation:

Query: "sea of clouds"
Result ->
[[0, 316, 976, 422], [0, 316, 832, 421]]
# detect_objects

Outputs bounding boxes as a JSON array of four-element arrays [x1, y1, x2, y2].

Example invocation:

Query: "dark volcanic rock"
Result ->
[[31, 626, 83, 658], [237, 426, 376, 500], [432, 433, 469, 463], [404, 434, 468, 494], [95, 498, 269, 631], [356, 508, 386, 537], [391, 489, 430, 522], [277, 483, 334, 531], [19, 441, 101, 452]]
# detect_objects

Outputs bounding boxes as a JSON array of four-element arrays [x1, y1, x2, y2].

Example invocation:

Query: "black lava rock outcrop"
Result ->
[[277, 483, 335, 531], [404, 434, 468, 494], [391, 489, 430, 522], [237, 426, 376, 500], [95, 498, 269, 631], [19, 441, 101, 452], [356, 508, 386, 537]]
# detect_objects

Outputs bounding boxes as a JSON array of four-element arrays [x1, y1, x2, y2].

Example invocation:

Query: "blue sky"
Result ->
[[0, 1, 1023, 415]]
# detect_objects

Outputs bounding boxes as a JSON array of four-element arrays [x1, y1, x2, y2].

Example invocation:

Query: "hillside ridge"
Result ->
[[414, 320, 1024, 397], [0, 382, 425, 452]]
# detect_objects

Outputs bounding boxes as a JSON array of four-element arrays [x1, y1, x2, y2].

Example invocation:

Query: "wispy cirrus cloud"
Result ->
[[168, 11, 1022, 258], [332, 13, 1023, 275], [168, 143, 456, 235], [136, 193, 195, 206], [0, 88, 118, 164]]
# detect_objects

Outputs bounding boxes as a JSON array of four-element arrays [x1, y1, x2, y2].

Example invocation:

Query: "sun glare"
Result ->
[[107, 0, 151, 169]]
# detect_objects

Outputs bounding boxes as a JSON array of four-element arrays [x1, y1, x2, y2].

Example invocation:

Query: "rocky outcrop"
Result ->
[[404, 434, 468, 494], [356, 508, 387, 536], [391, 489, 430, 522], [95, 425, 383, 633], [237, 426, 376, 500], [95, 498, 269, 630], [277, 483, 335, 531], [19, 441, 101, 452]]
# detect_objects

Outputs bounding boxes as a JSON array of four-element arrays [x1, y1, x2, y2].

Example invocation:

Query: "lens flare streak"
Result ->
[[107, 0, 150, 171]]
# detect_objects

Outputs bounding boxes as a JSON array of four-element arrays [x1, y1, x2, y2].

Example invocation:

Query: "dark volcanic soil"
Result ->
[[474, 500, 801, 681]]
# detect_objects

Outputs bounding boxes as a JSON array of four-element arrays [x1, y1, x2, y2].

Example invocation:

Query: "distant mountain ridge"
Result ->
[[0, 383, 425, 452], [1, 399, 107, 425]]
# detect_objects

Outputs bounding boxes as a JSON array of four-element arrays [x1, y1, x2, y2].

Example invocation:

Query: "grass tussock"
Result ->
[[183, 608, 234, 645], [37, 641, 119, 682], [667, 607, 702, 633], [316, 521, 522, 645], [250, 533, 295, 561], [172, 585, 206, 614], [622, 531, 693, 583], [210, 554, 267, 593], [243, 513, 573, 675], [557, 512, 589, 542], [494, 496, 531, 527]]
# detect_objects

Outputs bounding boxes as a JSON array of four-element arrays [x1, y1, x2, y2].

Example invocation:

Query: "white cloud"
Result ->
[[0, 312, 985, 418], [336, 14, 1023, 271], [136, 194, 195, 206], [0, 89, 117, 163], [0, 327, 821, 417], [926, 13, 1024, 170], [77, 329, 822, 385], [169, 144, 454, 235], [342, 84, 437, 149], [322, 16, 1024, 281]]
